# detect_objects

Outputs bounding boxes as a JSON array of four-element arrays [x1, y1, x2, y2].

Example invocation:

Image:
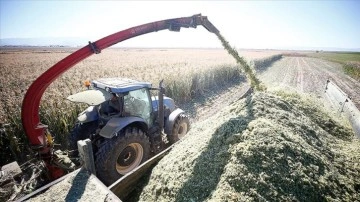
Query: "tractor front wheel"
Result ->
[[169, 114, 190, 144], [95, 127, 150, 186]]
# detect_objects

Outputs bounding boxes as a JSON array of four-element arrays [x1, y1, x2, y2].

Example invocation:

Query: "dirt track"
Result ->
[[258, 56, 360, 108]]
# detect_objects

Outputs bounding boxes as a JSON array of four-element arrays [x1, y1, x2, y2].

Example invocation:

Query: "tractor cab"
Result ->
[[67, 78, 154, 126]]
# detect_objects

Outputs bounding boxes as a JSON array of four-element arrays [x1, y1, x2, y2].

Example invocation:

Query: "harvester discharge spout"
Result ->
[[193, 14, 220, 34]]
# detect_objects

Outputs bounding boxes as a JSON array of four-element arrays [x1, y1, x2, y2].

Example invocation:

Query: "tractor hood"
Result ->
[[67, 89, 111, 105]]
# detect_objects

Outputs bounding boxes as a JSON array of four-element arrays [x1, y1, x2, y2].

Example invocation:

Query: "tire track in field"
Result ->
[[279, 57, 299, 92], [296, 57, 304, 93], [300, 57, 327, 94], [258, 57, 299, 92], [280, 57, 293, 88]]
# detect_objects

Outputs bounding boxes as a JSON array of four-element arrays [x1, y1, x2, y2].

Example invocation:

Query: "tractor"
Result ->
[[66, 78, 190, 185]]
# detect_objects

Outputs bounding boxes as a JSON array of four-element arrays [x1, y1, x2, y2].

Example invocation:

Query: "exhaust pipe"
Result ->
[[158, 80, 165, 131]]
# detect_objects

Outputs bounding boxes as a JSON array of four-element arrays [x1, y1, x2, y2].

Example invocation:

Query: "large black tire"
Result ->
[[68, 121, 98, 157], [168, 113, 190, 144], [95, 127, 150, 186]]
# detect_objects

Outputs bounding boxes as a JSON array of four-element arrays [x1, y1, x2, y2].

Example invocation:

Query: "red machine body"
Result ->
[[21, 14, 219, 179]]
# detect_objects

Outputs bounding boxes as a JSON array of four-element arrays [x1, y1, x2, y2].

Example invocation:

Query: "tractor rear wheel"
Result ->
[[168, 113, 190, 144], [95, 127, 150, 186]]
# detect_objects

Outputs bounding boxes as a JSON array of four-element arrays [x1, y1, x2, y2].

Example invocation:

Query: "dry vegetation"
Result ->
[[0, 47, 280, 164]]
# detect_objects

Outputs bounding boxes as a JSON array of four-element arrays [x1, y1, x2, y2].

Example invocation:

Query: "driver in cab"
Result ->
[[109, 93, 121, 113], [101, 93, 122, 116]]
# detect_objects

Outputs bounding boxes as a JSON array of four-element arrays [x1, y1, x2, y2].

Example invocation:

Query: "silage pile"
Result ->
[[139, 92, 360, 201]]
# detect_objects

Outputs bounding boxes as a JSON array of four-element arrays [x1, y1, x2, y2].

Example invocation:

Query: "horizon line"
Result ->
[[1, 45, 360, 53]]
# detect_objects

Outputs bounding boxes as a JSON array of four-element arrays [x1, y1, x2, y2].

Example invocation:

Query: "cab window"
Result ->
[[123, 88, 152, 126]]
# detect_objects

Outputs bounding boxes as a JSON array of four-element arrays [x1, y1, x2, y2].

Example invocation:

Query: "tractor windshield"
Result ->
[[124, 88, 152, 126]]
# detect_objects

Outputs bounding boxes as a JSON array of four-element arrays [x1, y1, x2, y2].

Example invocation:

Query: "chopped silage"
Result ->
[[139, 92, 360, 201], [216, 34, 266, 91], [28, 169, 118, 201]]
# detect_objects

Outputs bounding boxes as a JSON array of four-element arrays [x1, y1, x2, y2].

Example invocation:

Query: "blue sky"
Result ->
[[1, 0, 359, 49]]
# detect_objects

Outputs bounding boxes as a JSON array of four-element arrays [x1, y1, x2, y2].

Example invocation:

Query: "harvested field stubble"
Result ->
[[139, 91, 359, 201]]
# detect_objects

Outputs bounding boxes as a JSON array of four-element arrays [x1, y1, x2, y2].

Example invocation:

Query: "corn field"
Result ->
[[0, 47, 281, 164]]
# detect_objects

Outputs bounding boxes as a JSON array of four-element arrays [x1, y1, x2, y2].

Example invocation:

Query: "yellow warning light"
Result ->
[[84, 80, 91, 89]]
